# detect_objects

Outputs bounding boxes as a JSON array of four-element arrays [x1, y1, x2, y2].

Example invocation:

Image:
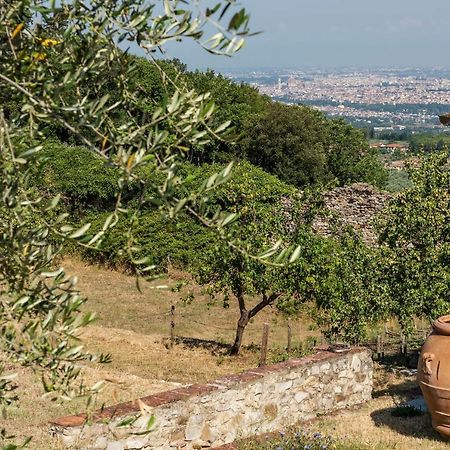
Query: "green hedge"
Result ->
[[33, 142, 121, 210], [70, 160, 296, 271], [76, 209, 216, 271]]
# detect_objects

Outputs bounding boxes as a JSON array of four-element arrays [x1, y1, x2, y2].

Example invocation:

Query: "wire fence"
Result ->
[[163, 304, 429, 366]]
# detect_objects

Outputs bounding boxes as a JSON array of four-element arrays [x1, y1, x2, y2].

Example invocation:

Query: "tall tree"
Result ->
[[326, 118, 387, 188], [242, 103, 387, 189], [242, 103, 330, 187], [195, 162, 318, 354]]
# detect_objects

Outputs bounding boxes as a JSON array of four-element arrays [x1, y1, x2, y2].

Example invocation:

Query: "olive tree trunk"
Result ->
[[229, 292, 280, 355]]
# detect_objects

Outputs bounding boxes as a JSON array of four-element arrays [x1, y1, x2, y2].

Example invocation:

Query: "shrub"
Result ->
[[78, 209, 215, 271], [34, 142, 121, 210]]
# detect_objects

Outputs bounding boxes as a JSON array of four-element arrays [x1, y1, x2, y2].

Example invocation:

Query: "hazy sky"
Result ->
[[162, 0, 450, 70]]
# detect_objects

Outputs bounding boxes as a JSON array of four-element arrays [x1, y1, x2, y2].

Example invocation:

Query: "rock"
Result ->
[[294, 391, 309, 403], [124, 436, 150, 449], [276, 380, 293, 391], [106, 441, 125, 450], [92, 435, 108, 449], [185, 414, 205, 441]]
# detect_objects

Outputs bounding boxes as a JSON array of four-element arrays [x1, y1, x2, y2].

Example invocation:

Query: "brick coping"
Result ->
[[50, 347, 367, 428]]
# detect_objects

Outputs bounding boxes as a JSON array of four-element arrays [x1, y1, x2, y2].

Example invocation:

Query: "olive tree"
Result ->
[[0, 0, 291, 444], [194, 163, 319, 354], [377, 152, 450, 332]]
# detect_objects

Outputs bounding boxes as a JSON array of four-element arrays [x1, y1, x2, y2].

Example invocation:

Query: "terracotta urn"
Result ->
[[418, 315, 450, 438]]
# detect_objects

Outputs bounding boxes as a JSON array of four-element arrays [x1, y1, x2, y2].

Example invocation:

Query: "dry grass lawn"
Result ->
[[314, 367, 450, 449], [3, 258, 448, 449], [3, 258, 317, 449]]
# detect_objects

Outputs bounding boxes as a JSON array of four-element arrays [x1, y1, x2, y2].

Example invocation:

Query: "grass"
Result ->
[[3, 258, 449, 449], [3, 258, 319, 449], [309, 366, 449, 450]]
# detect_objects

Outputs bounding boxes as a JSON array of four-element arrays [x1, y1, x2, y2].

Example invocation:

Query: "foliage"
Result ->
[[386, 169, 413, 193], [34, 142, 121, 210], [377, 152, 450, 332], [185, 69, 269, 163], [67, 161, 303, 273], [326, 118, 388, 188], [189, 159, 388, 350], [242, 103, 330, 187], [409, 133, 450, 154], [309, 230, 389, 344], [0, 0, 268, 444], [0, 121, 111, 398], [194, 165, 322, 354], [80, 208, 215, 270], [242, 103, 387, 189]]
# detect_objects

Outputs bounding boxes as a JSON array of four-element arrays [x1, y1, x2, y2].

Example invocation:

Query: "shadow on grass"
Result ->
[[174, 336, 232, 355], [372, 355, 421, 400], [373, 350, 420, 370], [370, 403, 446, 444], [373, 380, 421, 399]]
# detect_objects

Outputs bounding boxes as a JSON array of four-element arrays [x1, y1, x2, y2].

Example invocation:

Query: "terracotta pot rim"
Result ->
[[433, 315, 450, 336], [420, 380, 450, 392]]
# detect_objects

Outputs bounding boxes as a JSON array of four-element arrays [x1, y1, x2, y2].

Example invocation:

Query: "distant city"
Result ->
[[224, 68, 450, 135]]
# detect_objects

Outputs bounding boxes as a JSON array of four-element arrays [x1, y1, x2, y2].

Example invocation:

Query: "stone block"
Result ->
[[294, 391, 309, 403], [351, 355, 362, 372], [124, 436, 150, 449], [106, 442, 125, 450], [276, 380, 293, 392], [185, 414, 205, 441], [92, 435, 108, 449]]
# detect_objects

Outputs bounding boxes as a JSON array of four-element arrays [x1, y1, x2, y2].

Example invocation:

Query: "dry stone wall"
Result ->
[[50, 347, 372, 449], [313, 183, 391, 245]]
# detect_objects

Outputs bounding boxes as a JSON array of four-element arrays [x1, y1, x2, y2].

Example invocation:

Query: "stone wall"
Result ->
[[50, 347, 372, 449], [313, 183, 390, 245]]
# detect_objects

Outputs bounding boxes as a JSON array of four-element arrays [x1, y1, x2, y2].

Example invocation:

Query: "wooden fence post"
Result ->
[[401, 333, 407, 355], [287, 318, 292, 354], [259, 323, 270, 367], [170, 305, 175, 349], [376, 334, 381, 360]]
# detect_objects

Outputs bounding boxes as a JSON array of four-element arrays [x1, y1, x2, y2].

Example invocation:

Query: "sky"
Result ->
[[161, 0, 450, 71]]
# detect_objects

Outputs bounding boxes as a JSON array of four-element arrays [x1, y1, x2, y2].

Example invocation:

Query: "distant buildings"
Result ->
[[369, 142, 409, 154], [237, 68, 450, 131]]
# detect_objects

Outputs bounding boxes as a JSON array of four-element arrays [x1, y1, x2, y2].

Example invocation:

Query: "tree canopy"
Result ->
[[241, 103, 387, 188], [0, 0, 265, 444], [377, 152, 450, 331]]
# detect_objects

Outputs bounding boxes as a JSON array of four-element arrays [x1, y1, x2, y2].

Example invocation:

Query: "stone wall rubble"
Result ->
[[313, 183, 390, 245]]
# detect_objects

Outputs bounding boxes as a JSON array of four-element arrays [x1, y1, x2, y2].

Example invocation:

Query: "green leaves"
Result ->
[[289, 245, 302, 263], [377, 152, 450, 331], [242, 104, 387, 189], [0, 0, 257, 443], [68, 222, 91, 239]]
